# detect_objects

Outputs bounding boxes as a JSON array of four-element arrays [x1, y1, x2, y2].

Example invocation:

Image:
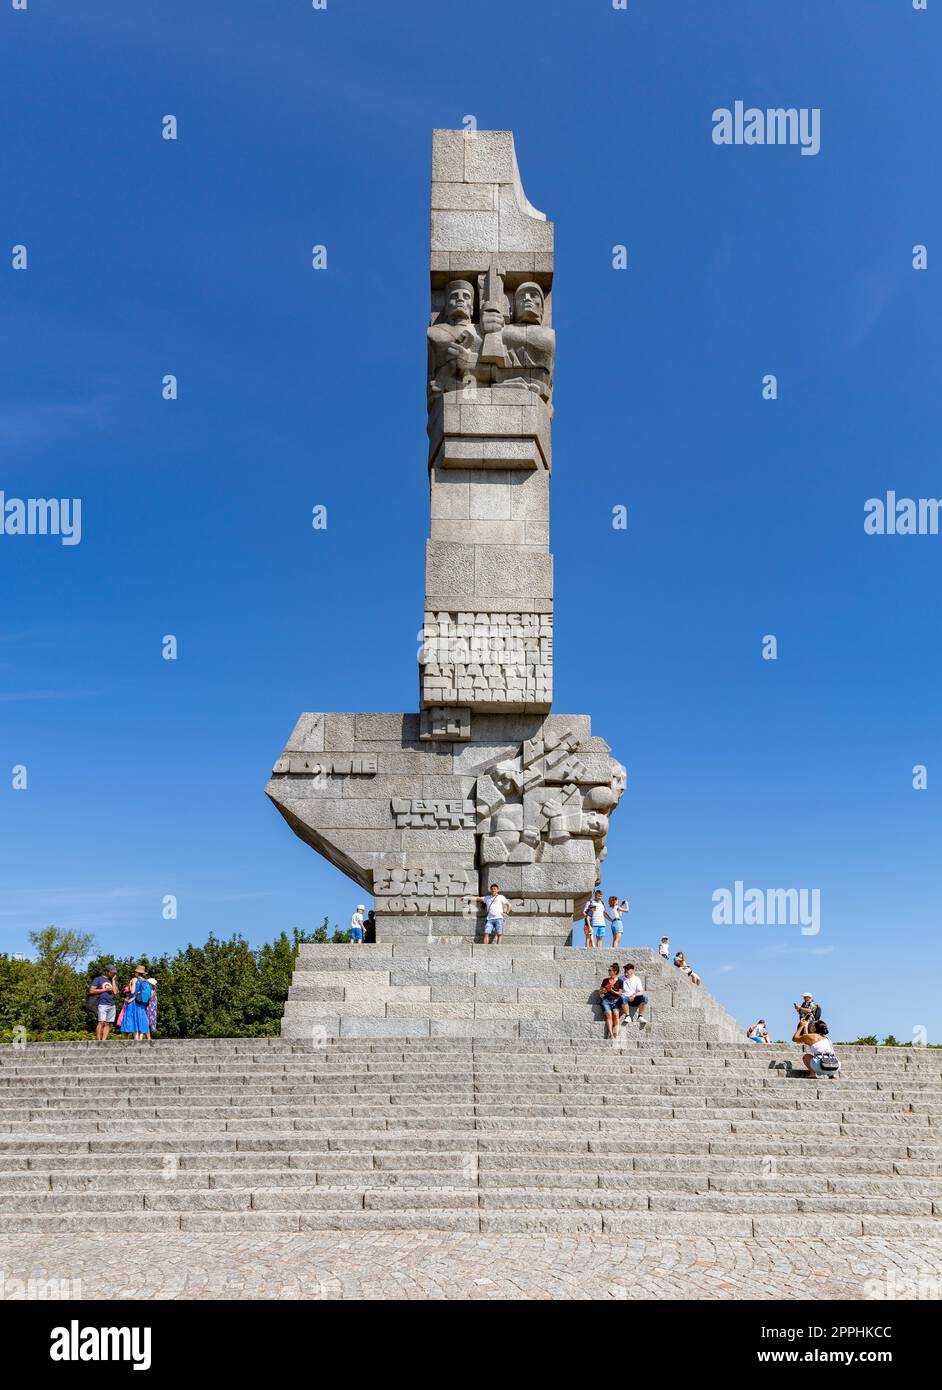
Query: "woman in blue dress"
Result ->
[[120, 965, 151, 1040]]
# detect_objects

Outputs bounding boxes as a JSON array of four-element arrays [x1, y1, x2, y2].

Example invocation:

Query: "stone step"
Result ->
[[4, 1044, 931, 1060], [2, 1168, 937, 1198], [0, 1097, 931, 1122], [1, 1178, 939, 1212], [2, 1124, 940, 1151], [0, 1184, 937, 1217], [0, 1146, 935, 1172], [1, 1091, 935, 1114], [3, 1040, 936, 1061], [0, 1207, 937, 1238], [1, 1146, 937, 1176]]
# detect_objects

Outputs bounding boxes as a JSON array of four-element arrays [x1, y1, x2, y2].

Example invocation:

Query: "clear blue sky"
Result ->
[[2, 1, 939, 1043]]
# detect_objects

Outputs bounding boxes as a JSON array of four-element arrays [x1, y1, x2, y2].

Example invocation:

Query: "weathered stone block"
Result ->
[[284, 712, 325, 752], [323, 714, 356, 750], [431, 181, 496, 211], [474, 547, 553, 599], [462, 129, 518, 185], [431, 129, 464, 183], [425, 540, 475, 599], [430, 210, 499, 253], [430, 470, 471, 520]]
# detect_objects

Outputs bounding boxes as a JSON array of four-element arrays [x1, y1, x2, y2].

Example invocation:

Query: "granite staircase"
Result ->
[[0, 952, 940, 1237], [281, 944, 744, 1042]]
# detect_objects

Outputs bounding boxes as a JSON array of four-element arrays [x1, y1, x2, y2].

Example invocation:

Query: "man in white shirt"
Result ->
[[464, 883, 512, 945], [620, 962, 648, 1027], [584, 891, 606, 947]]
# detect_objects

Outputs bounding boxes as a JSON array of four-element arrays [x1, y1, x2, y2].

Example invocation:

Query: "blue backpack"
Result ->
[[137, 980, 153, 1006]]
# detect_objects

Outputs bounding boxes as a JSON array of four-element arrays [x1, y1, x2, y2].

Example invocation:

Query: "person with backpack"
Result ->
[[87, 966, 119, 1041], [119, 965, 152, 1040], [794, 993, 822, 1028], [792, 1015, 841, 1080]]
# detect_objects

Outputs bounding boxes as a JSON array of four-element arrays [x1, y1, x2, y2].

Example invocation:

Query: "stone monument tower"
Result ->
[[265, 130, 625, 944]]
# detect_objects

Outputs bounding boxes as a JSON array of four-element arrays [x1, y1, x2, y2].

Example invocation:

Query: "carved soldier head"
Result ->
[[493, 761, 524, 798], [444, 280, 474, 324], [514, 282, 544, 325]]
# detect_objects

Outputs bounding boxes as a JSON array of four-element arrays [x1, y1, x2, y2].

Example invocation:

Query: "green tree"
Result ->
[[22, 928, 95, 1032]]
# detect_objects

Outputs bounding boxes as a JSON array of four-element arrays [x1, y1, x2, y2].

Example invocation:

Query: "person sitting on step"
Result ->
[[673, 950, 701, 986], [747, 1019, 771, 1044], [620, 962, 649, 1027], [598, 962, 626, 1040]]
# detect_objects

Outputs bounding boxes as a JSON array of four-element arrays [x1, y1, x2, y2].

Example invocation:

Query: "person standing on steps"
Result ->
[[620, 962, 649, 1028], [584, 891, 606, 947], [350, 905, 366, 943], [119, 965, 151, 1042], [89, 966, 119, 1041], [144, 975, 158, 1041], [364, 910, 377, 944], [605, 895, 629, 949], [464, 884, 512, 944], [794, 993, 822, 1029]]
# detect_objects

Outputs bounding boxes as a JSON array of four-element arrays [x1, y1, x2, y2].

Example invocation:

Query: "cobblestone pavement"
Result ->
[[1, 1234, 941, 1300]]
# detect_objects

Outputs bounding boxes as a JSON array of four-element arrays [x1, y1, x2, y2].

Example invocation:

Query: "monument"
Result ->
[[265, 129, 625, 944]]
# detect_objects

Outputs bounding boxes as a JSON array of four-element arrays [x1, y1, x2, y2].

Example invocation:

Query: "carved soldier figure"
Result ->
[[499, 282, 556, 401], [427, 279, 482, 396]]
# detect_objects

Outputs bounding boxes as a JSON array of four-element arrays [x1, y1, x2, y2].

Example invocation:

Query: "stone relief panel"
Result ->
[[272, 755, 377, 776], [390, 798, 477, 829], [419, 707, 472, 741], [475, 729, 626, 875], [427, 269, 555, 406], [420, 610, 552, 708]]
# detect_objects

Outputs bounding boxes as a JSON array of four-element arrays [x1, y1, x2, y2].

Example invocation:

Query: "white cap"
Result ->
[[357, 905, 365, 911], [802, 992, 813, 999]]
